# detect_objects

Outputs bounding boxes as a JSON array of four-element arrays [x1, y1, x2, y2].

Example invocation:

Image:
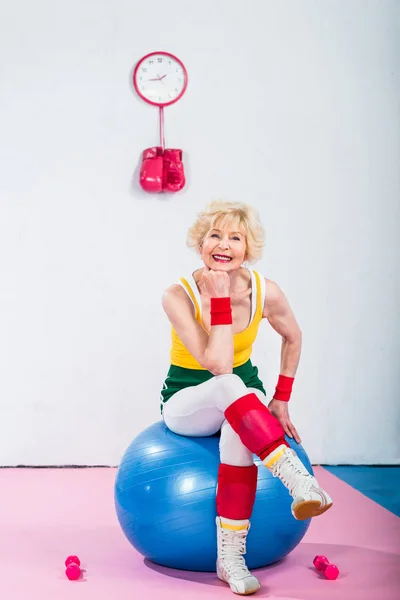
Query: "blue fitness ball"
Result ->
[[115, 421, 312, 571]]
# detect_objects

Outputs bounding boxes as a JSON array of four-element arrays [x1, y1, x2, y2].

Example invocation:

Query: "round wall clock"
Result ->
[[133, 51, 188, 107]]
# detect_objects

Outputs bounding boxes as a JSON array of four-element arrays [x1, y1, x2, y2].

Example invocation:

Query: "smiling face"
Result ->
[[200, 218, 247, 271]]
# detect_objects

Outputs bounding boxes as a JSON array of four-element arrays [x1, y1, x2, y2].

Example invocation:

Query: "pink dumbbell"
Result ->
[[65, 555, 81, 581], [313, 555, 339, 580]]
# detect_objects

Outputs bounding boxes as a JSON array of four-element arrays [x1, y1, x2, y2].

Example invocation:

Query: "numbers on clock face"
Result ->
[[134, 53, 187, 106]]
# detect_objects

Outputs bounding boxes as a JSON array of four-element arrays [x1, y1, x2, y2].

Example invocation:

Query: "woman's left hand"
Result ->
[[268, 399, 302, 444]]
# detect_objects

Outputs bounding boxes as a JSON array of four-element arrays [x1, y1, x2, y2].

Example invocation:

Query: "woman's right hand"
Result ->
[[201, 267, 231, 298]]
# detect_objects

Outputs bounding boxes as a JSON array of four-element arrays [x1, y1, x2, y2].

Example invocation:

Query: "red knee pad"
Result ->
[[216, 463, 258, 520], [224, 393, 287, 459]]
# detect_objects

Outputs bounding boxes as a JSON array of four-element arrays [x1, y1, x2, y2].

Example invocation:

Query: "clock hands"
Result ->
[[148, 74, 167, 82]]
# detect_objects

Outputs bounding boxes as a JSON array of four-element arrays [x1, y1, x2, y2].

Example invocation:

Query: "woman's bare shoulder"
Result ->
[[162, 283, 194, 313]]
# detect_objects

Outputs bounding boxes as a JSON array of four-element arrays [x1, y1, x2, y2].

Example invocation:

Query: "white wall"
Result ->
[[0, 0, 399, 465]]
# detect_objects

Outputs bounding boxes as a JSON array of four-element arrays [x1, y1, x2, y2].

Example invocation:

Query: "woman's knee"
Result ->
[[248, 387, 267, 405], [213, 373, 248, 411]]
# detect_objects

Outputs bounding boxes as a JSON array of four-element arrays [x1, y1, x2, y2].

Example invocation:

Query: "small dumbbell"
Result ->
[[313, 555, 339, 580], [65, 555, 81, 581]]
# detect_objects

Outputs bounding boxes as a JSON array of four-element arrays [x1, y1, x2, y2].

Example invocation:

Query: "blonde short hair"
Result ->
[[187, 200, 264, 264]]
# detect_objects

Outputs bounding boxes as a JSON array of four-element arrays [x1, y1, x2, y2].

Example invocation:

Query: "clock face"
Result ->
[[133, 52, 188, 107]]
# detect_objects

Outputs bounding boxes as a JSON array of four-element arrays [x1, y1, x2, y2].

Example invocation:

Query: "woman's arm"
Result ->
[[263, 279, 302, 376], [162, 279, 233, 375], [263, 279, 302, 443]]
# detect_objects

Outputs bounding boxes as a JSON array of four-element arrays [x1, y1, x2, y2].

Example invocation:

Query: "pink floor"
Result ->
[[0, 467, 399, 600]]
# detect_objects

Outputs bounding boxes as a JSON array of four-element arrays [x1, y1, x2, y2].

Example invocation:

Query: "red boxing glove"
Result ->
[[210, 297, 232, 326], [140, 147, 164, 193], [273, 374, 294, 402], [163, 149, 185, 192]]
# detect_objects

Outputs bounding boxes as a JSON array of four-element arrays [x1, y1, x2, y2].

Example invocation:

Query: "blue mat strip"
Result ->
[[324, 466, 400, 517]]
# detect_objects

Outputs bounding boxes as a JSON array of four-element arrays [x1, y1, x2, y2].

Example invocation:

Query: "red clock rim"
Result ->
[[133, 51, 188, 107]]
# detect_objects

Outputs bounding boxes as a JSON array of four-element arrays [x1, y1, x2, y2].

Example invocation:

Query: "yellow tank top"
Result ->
[[170, 269, 265, 370]]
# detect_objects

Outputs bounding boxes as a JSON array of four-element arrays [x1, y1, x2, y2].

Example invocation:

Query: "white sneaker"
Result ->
[[216, 517, 261, 595], [264, 446, 333, 520]]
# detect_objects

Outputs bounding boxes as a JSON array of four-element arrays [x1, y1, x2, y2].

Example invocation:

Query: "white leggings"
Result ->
[[162, 374, 267, 467]]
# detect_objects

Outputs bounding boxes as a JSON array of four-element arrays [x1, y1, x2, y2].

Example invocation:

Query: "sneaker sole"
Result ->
[[222, 582, 261, 596], [217, 566, 260, 595], [231, 589, 260, 596], [293, 500, 333, 520]]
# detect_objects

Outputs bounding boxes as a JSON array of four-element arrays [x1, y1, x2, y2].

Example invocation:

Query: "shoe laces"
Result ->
[[219, 528, 251, 579], [271, 449, 313, 498]]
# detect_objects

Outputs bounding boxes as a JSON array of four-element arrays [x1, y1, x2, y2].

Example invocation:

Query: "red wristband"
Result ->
[[210, 297, 232, 326], [273, 374, 294, 402]]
